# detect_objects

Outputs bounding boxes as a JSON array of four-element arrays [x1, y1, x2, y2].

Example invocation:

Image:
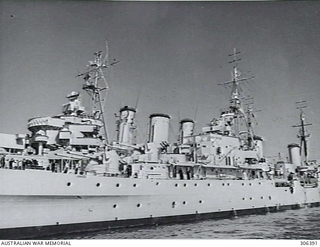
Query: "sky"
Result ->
[[1, 1, 320, 161]]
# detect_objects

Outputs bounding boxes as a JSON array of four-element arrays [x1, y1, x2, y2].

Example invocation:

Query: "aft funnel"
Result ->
[[253, 135, 264, 159], [288, 143, 301, 168]]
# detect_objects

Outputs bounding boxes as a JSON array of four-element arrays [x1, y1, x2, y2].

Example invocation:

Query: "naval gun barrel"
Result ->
[[53, 153, 86, 160], [67, 151, 103, 159], [114, 142, 145, 153]]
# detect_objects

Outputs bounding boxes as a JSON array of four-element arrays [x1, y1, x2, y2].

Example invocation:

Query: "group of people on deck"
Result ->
[[0, 155, 40, 170]]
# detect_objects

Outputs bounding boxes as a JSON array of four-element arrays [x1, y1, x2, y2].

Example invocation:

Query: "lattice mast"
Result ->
[[219, 49, 254, 138], [77, 42, 119, 145]]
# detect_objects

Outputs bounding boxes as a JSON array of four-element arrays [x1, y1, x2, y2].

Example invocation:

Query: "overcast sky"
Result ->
[[1, 1, 320, 160]]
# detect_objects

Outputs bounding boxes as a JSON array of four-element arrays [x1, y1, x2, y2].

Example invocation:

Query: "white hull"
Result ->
[[1, 169, 320, 238]]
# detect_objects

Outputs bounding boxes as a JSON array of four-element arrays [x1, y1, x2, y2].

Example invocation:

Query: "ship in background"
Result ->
[[0, 46, 319, 239]]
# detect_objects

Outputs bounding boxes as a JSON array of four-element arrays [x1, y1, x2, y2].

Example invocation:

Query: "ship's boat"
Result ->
[[0, 47, 319, 239]]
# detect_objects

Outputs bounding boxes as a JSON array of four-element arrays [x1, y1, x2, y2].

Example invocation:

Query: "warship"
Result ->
[[0, 47, 319, 239]]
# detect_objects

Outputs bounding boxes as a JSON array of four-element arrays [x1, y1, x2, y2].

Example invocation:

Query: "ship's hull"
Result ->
[[1, 169, 320, 239]]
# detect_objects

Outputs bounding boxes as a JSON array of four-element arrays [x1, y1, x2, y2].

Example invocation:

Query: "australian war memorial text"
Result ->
[[0, 241, 71, 246]]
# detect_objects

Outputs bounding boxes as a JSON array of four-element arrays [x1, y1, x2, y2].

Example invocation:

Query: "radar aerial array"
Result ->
[[77, 41, 120, 144], [293, 100, 312, 164]]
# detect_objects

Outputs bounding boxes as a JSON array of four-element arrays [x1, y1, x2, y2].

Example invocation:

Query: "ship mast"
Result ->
[[293, 100, 312, 165], [77, 42, 119, 145], [219, 49, 254, 138], [244, 97, 261, 150], [245, 105, 254, 149]]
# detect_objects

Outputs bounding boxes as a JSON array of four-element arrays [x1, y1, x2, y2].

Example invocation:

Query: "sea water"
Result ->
[[51, 207, 320, 240]]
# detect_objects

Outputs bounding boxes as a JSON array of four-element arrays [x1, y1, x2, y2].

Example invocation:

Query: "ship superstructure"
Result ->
[[27, 46, 115, 156], [0, 47, 319, 239]]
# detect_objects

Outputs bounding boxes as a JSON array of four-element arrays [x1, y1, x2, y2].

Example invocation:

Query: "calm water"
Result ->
[[53, 207, 320, 239]]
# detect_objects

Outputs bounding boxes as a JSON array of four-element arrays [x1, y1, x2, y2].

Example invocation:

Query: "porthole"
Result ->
[[116, 183, 120, 187], [194, 183, 198, 187], [137, 204, 141, 207], [133, 184, 137, 187], [249, 183, 252, 186], [184, 183, 187, 187], [227, 183, 230, 186], [250, 197, 252, 200], [222, 183, 225, 186], [207, 183, 211, 186], [175, 183, 178, 187], [183, 201, 186, 205], [67, 182, 71, 186], [199, 200, 203, 204], [261, 197, 264, 199], [96, 183, 100, 187], [150, 167, 154, 170], [242, 183, 244, 186], [242, 198, 245, 200], [113, 204, 117, 208], [269, 196, 272, 200], [156, 182, 159, 186], [259, 182, 261, 185]]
